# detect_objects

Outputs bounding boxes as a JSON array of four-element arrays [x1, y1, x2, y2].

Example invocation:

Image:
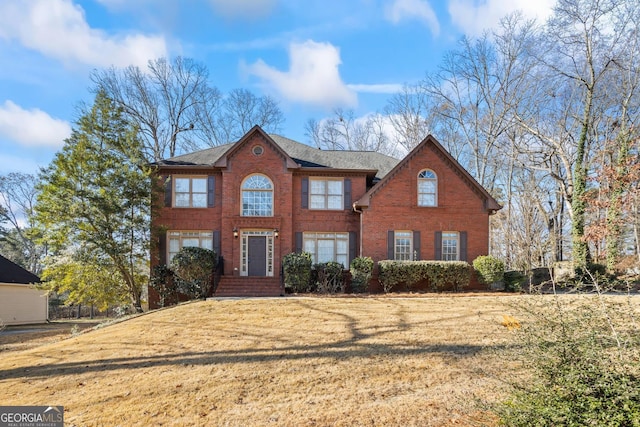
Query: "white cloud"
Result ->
[[209, 0, 277, 20], [246, 40, 357, 108], [448, 0, 555, 36], [0, 0, 167, 68], [385, 0, 440, 36], [347, 83, 404, 94], [0, 101, 71, 148]]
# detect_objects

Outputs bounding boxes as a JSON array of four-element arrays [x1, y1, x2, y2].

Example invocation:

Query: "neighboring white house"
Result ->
[[0, 255, 47, 325]]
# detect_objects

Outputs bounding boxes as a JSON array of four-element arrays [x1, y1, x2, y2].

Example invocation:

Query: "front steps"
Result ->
[[214, 276, 283, 297]]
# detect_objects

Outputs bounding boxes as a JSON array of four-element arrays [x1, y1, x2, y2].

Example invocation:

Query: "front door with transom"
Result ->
[[247, 236, 267, 276]]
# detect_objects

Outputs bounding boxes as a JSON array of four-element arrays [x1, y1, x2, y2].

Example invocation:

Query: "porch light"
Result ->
[[274, 228, 279, 238], [233, 227, 238, 238]]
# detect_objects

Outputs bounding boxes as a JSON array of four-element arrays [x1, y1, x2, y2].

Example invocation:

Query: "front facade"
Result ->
[[150, 126, 500, 303]]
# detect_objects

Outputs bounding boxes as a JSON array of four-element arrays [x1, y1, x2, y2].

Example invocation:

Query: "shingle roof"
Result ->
[[0, 254, 40, 284], [156, 134, 401, 180]]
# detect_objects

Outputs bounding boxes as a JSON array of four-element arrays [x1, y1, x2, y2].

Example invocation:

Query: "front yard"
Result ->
[[0, 295, 561, 425]]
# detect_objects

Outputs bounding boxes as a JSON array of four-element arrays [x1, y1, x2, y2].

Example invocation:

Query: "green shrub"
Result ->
[[283, 252, 312, 293], [314, 262, 345, 294], [496, 294, 640, 426], [150, 264, 177, 307], [170, 246, 217, 299], [472, 255, 505, 287], [349, 256, 374, 293], [503, 270, 525, 293], [378, 260, 471, 293]]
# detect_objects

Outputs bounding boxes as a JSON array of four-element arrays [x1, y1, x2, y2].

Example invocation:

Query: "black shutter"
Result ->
[[434, 231, 442, 260], [213, 230, 221, 259], [301, 177, 309, 209], [387, 230, 394, 260], [164, 176, 172, 207], [158, 231, 167, 265], [349, 231, 357, 266], [295, 232, 303, 253], [344, 178, 352, 210], [413, 231, 421, 260], [207, 176, 215, 208], [459, 231, 468, 261]]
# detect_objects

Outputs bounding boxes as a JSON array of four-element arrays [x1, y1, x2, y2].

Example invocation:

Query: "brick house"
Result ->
[[151, 125, 500, 303]]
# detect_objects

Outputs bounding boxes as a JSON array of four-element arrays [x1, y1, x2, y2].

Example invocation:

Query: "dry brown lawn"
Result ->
[[0, 294, 525, 426]]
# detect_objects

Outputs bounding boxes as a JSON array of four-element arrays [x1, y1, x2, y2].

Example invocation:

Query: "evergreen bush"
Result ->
[[170, 246, 217, 299], [378, 260, 471, 293], [283, 252, 312, 293], [472, 255, 505, 287], [349, 256, 373, 293]]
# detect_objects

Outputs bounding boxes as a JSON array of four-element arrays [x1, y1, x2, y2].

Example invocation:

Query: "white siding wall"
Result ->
[[0, 283, 48, 325]]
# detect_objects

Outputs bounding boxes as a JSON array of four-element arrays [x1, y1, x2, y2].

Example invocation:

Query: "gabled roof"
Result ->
[[154, 126, 400, 180], [0, 254, 40, 284], [355, 134, 502, 213]]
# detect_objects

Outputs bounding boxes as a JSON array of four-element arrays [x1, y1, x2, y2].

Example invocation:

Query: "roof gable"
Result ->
[[213, 126, 299, 169], [354, 134, 502, 213], [0, 255, 40, 284]]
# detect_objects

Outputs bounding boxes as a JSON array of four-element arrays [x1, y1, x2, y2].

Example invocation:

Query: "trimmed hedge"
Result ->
[[378, 260, 471, 293], [472, 255, 505, 287], [170, 246, 217, 299], [349, 256, 373, 293]]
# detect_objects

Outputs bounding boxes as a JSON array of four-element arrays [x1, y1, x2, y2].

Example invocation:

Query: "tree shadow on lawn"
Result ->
[[0, 339, 509, 382], [0, 298, 511, 381]]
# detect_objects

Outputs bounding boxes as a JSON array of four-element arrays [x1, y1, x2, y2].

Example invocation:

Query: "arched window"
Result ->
[[417, 169, 437, 206], [241, 174, 273, 216]]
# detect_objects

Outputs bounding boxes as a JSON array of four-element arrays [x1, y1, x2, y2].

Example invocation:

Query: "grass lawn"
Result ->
[[0, 295, 527, 426]]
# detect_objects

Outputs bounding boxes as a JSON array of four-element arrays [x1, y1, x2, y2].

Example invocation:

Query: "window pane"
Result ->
[[201, 239, 213, 250], [182, 238, 199, 247], [192, 178, 207, 193], [175, 178, 190, 192], [175, 193, 190, 207], [192, 193, 207, 207], [418, 194, 435, 206], [310, 195, 325, 209], [317, 240, 334, 263], [327, 180, 342, 195], [327, 195, 342, 209], [169, 238, 180, 253], [419, 180, 436, 193], [310, 180, 325, 194]]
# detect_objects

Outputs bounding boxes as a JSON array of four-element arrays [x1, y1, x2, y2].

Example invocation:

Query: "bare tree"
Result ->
[[0, 173, 46, 274], [93, 57, 286, 161], [304, 109, 401, 156]]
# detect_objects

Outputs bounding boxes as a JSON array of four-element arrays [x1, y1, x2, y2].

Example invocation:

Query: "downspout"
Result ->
[[353, 203, 364, 256]]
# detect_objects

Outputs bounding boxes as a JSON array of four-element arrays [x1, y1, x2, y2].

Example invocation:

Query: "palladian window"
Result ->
[[241, 174, 273, 216]]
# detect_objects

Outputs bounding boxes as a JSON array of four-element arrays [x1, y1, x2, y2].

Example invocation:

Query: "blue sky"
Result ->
[[0, 0, 554, 175]]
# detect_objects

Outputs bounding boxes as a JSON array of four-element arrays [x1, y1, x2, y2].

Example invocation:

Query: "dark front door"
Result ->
[[248, 236, 267, 276]]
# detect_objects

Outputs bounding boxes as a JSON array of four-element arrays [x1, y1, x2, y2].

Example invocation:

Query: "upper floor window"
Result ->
[[310, 178, 343, 210], [441, 232, 459, 261], [394, 231, 413, 261], [418, 169, 437, 207], [242, 174, 273, 216], [175, 176, 207, 208]]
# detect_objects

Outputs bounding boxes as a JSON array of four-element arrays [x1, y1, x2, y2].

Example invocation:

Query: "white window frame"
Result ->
[[303, 232, 349, 267], [167, 231, 214, 263], [241, 174, 273, 217], [417, 169, 437, 207], [309, 178, 344, 210], [442, 231, 459, 261], [240, 230, 275, 277], [394, 231, 413, 261], [174, 176, 207, 208]]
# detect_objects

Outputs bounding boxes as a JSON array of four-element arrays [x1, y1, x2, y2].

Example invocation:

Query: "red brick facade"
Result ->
[[150, 126, 500, 304]]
